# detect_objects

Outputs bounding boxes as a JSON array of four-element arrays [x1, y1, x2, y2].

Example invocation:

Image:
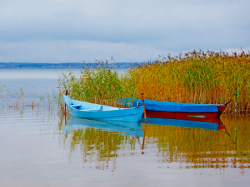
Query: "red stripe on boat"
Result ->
[[144, 104, 228, 122]]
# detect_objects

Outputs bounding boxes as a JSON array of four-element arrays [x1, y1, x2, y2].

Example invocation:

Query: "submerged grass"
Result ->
[[0, 83, 58, 111]]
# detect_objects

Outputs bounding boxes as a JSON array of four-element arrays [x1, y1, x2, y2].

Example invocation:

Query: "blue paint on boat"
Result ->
[[64, 95, 144, 122], [65, 117, 144, 137], [119, 98, 221, 113]]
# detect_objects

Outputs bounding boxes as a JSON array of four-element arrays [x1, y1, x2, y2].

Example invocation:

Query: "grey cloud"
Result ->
[[0, 0, 249, 62]]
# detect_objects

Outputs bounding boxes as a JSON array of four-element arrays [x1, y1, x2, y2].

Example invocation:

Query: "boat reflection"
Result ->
[[61, 115, 250, 171], [65, 117, 144, 137], [141, 117, 226, 131]]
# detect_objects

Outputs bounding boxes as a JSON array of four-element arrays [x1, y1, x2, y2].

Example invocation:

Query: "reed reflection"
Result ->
[[61, 115, 250, 172], [63, 117, 143, 170], [142, 116, 250, 171]]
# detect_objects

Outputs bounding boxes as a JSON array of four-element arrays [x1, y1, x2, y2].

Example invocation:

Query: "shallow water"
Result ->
[[1, 107, 250, 187], [0, 69, 250, 186]]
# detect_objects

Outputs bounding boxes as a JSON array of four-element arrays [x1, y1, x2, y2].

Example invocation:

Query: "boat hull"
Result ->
[[68, 106, 143, 122], [120, 98, 228, 121], [64, 96, 144, 122], [145, 104, 226, 122]]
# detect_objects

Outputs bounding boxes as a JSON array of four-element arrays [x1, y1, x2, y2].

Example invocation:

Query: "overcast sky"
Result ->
[[0, 0, 249, 63]]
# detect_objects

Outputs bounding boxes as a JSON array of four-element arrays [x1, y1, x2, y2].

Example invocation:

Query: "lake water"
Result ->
[[0, 69, 250, 187]]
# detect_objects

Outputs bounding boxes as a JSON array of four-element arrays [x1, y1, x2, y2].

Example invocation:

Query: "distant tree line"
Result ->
[[0, 62, 143, 69]]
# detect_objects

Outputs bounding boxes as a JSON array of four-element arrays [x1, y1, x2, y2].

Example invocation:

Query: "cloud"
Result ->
[[0, 40, 172, 62], [0, 0, 249, 62]]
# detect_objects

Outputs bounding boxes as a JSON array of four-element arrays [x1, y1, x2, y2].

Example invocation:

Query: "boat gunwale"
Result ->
[[131, 98, 229, 107], [64, 95, 143, 113]]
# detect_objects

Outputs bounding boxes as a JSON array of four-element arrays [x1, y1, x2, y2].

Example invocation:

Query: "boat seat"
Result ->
[[79, 106, 103, 112], [71, 105, 82, 109], [80, 109, 103, 112]]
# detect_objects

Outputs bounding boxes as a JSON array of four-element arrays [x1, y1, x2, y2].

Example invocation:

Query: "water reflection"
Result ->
[[61, 115, 250, 172], [63, 117, 144, 170], [65, 117, 144, 137], [141, 115, 250, 171], [141, 117, 225, 131]]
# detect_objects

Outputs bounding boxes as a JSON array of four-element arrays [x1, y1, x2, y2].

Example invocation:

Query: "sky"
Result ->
[[0, 0, 249, 63]]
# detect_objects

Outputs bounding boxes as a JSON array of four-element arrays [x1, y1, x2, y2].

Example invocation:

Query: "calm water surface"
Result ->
[[0, 69, 250, 187]]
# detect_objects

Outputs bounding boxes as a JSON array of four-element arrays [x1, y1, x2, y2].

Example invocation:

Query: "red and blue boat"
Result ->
[[121, 98, 230, 121]]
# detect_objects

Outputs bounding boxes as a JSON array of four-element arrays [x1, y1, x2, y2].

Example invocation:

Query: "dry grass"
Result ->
[[128, 50, 250, 113]]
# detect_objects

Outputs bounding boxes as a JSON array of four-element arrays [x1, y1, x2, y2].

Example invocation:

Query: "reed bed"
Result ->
[[58, 62, 135, 108], [128, 50, 250, 113], [59, 50, 250, 114]]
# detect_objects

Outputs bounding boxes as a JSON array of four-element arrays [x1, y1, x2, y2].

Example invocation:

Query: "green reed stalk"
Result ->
[[58, 62, 132, 108]]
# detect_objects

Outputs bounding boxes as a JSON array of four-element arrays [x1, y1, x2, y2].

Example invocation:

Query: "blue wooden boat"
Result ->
[[63, 95, 144, 122], [120, 98, 230, 121], [65, 117, 144, 137]]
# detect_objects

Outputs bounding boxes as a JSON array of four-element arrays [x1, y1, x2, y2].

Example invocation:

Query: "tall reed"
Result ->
[[58, 50, 250, 114], [58, 62, 134, 108], [128, 50, 250, 113]]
